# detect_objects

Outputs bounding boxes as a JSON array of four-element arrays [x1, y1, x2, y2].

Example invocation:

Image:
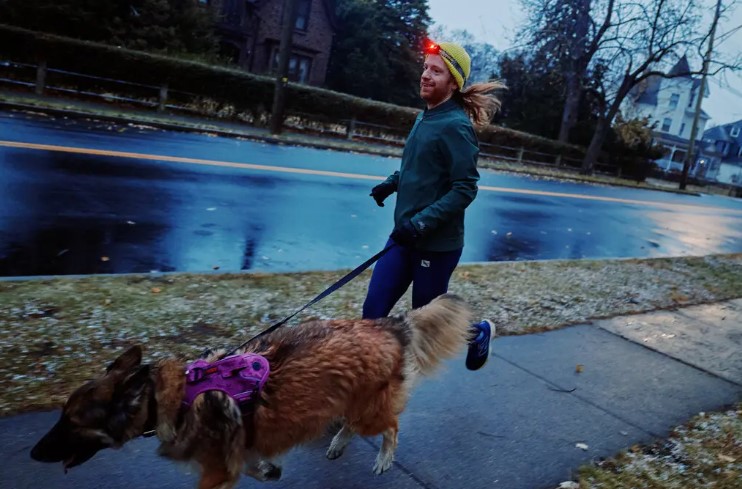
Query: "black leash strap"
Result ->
[[226, 243, 395, 356]]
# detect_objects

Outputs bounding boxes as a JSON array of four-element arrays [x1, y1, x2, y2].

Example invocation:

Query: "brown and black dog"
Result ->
[[31, 294, 472, 489]]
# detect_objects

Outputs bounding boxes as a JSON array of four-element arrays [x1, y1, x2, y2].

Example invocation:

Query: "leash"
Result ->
[[225, 242, 396, 356]]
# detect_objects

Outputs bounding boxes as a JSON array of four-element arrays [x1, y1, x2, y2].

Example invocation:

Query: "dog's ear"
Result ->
[[109, 365, 151, 441], [106, 345, 143, 374], [121, 364, 151, 404]]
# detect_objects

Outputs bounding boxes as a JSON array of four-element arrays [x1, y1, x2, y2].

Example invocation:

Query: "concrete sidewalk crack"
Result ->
[[492, 353, 662, 438], [594, 324, 742, 387]]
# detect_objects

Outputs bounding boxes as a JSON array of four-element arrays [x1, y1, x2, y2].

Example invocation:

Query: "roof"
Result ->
[[653, 131, 701, 147], [629, 56, 708, 107], [668, 56, 692, 78], [704, 125, 732, 142]]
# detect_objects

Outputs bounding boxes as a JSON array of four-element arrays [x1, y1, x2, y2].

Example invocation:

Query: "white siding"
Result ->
[[623, 77, 708, 137], [715, 163, 742, 184]]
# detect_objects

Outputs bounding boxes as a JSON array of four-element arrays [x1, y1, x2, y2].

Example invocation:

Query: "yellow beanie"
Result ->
[[437, 42, 471, 90]]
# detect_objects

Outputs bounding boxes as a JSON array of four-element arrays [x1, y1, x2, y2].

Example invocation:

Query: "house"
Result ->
[[202, 0, 337, 85], [622, 56, 715, 177], [702, 121, 742, 185]]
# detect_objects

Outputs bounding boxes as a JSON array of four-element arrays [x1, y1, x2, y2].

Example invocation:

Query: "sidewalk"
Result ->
[[1, 300, 739, 489]]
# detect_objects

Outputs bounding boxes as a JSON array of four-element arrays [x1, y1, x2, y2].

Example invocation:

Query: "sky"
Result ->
[[427, 0, 742, 127]]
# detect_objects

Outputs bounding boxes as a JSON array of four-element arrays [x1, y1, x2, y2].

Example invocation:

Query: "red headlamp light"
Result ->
[[424, 41, 441, 55]]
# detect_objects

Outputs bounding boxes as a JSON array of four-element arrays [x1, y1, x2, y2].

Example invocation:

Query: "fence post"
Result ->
[[158, 83, 168, 112], [616, 166, 622, 178], [555, 154, 562, 167], [517, 146, 524, 163], [346, 118, 356, 140], [35, 59, 47, 96]]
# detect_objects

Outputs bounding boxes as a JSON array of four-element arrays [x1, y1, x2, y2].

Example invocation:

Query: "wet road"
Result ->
[[1, 110, 741, 277]]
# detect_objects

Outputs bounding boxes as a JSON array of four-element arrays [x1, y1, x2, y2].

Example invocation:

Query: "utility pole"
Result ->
[[270, 0, 299, 135], [679, 0, 722, 190]]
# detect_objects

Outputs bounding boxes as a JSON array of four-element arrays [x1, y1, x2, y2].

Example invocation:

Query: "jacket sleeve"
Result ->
[[411, 122, 479, 233], [384, 171, 400, 189]]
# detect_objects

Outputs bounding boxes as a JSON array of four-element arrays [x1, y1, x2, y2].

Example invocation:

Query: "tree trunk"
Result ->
[[581, 74, 633, 174], [557, 0, 590, 143], [558, 72, 581, 142], [581, 116, 611, 174]]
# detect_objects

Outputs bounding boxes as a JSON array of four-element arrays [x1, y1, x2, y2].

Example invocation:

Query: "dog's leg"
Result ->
[[326, 424, 355, 460], [198, 465, 239, 489], [372, 426, 398, 475]]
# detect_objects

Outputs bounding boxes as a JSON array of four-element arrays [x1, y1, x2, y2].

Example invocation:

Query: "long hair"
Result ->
[[453, 81, 507, 127]]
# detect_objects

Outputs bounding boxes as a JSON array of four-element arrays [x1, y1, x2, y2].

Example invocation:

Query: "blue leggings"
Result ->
[[362, 239, 463, 319]]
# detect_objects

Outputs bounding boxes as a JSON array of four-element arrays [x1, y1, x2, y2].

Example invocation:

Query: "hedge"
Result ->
[[0, 24, 588, 160]]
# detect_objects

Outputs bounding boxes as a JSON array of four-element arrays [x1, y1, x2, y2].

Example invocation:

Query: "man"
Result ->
[[364, 41, 505, 370]]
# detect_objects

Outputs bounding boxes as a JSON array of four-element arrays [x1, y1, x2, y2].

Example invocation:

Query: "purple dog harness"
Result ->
[[182, 353, 270, 409]]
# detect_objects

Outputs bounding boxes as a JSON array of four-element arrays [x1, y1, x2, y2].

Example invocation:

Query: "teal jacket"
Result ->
[[384, 99, 480, 252]]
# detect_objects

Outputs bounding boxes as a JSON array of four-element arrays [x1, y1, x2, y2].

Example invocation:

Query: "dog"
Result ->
[[31, 294, 473, 489]]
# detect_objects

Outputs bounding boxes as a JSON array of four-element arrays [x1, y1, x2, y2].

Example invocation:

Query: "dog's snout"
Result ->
[[30, 435, 62, 462], [30, 418, 69, 463]]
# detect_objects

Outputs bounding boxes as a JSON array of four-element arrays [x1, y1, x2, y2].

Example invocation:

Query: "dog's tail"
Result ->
[[405, 294, 473, 377]]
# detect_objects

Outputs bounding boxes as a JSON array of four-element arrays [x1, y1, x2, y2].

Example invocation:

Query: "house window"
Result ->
[[661, 118, 672, 132], [272, 51, 313, 84], [679, 123, 686, 136], [671, 150, 686, 163], [669, 93, 679, 109], [295, 0, 311, 31], [732, 126, 740, 137], [222, 0, 243, 26]]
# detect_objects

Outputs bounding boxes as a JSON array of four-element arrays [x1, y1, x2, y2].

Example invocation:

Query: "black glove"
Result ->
[[390, 220, 421, 247], [370, 182, 395, 207]]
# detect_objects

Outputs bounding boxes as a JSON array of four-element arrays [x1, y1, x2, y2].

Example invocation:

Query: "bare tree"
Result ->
[[523, 0, 616, 143], [521, 0, 741, 174], [581, 0, 740, 174]]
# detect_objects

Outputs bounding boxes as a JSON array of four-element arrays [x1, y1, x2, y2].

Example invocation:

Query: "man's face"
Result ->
[[420, 54, 458, 107]]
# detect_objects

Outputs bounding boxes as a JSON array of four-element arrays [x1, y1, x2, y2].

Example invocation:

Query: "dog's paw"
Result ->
[[263, 462, 282, 481], [245, 460, 282, 482], [372, 454, 394, 475], [326, 445, 345, 460]]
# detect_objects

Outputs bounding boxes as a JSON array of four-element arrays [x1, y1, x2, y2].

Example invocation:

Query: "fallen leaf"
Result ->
[[212, 265, 220, 270], [718, 454, 735, 463], [100, 256, 110, 262], [575, 442, 589, 451], [575, 364, 584, 373], [151, 287, 162, 294], [126, 220, 136, 225], [558, 482, 579, 489]]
